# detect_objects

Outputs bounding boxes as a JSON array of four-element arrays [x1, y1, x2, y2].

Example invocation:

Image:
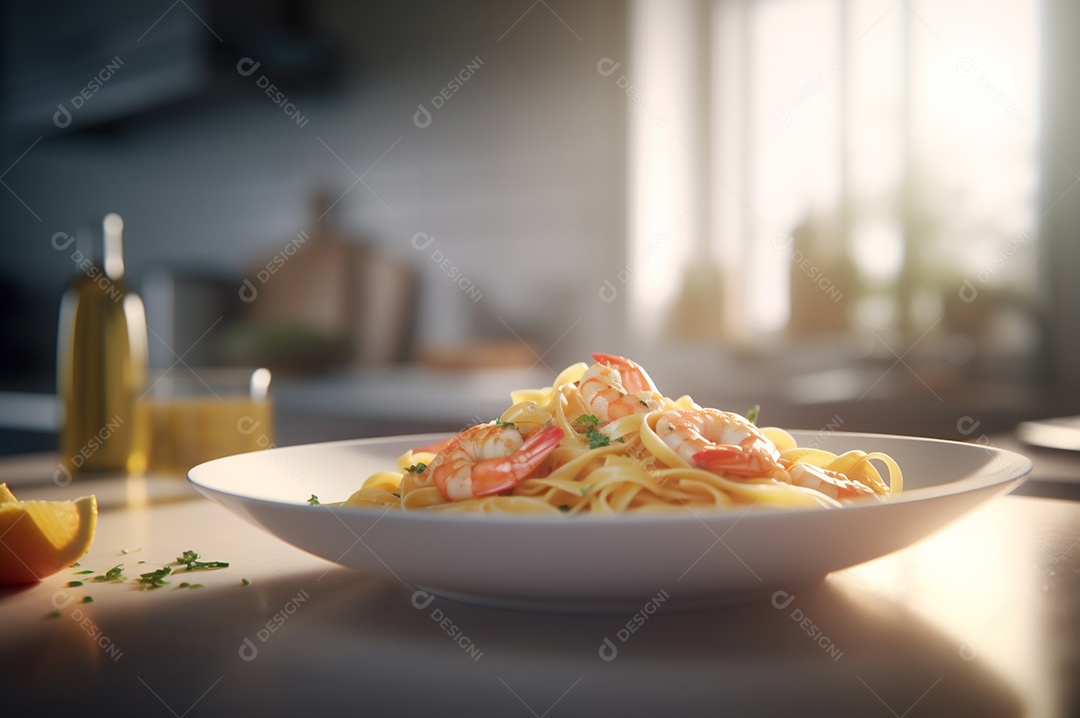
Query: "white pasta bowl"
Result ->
[[188, 431, 1030, 612]]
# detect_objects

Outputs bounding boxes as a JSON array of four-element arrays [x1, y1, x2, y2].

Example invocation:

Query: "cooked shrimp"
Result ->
[[783, 462, 876, 500], [579, 353, 661, 423], [414, 436, 453, 455], [656, 408, 783, 478], [427, 424, 565, 501]]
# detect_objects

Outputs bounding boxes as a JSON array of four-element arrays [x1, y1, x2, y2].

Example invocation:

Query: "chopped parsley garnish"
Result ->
[[494, 419, 516, 428], [576, 415, 612, 448], [745, 405, 760, 425], [176, 550, 229, 571], [406, 462, 427, 474], [138, 566, 172, 589], [138, 555, 213, 588], [48, 611, 62, 619], [73, 569, 94, 575], [575, 414, 625, 449], [82, 596, 93, 603], [241, 578, 252, 586], [93, 564, 125, 583], [177, 582, 204, 589], [66, 580, 83, 588], [307, 494, 320, 505], [558, 504, 571, 513], [586, 427, 611, 449]]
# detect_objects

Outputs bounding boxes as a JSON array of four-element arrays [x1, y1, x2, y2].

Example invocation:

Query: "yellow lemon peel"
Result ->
[[0, 483, 97, 585]]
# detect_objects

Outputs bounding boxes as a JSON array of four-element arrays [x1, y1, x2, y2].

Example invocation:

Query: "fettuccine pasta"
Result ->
[[341, 354, 902, 515]]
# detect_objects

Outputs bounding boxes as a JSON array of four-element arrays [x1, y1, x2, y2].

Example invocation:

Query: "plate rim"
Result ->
[[188, 430, 1033, 525]]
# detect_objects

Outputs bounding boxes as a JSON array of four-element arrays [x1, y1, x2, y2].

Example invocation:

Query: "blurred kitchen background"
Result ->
[[2, 0, 1079, 456]]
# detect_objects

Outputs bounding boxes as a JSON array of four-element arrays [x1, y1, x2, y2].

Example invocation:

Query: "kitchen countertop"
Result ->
[[1, 448, 1078, 717]]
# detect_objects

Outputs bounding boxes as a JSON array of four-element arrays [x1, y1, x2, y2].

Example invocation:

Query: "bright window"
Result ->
[[629, 0, 1039, 366]]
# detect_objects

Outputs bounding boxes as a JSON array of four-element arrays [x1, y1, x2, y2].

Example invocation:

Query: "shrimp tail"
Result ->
[[591, 353, 658, 393], [470, 426, 565, 497]]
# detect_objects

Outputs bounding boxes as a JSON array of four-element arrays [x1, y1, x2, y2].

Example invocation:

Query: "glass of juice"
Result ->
[[139, 367, 273, 476]]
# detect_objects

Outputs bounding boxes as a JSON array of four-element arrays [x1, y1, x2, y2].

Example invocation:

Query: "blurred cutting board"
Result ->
[[246, 195, 415, 367]]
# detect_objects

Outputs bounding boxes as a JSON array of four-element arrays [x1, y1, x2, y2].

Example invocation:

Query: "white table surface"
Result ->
[[1, 453, 1078, 718]]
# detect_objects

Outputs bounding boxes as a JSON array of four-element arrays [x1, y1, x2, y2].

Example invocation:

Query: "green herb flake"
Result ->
[[95, 564, 125, 583], [494, 419, 516, 428], [745, 404, 760, 425], [585, 426, 611, 449], [307, 494, 320, 505], [176, 550, 229, 571], [558, 504, 571, 513], [137, 566, 172, 589], [405, 462, 427, 474], [241, 578, 252, 586], [48, 611, 62, 619], [73, 569, 94, 575], [69, 562, 80, 568], [576, 415, 614, 448], [66, 580, 83, 588], [82, 596, 93, 604]]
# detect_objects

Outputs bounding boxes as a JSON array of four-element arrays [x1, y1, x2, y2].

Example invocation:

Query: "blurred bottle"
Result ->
[[57, 213, 148, 475]]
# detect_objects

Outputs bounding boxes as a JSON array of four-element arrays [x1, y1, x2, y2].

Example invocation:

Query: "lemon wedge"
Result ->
[[0, 483, 97, 585]]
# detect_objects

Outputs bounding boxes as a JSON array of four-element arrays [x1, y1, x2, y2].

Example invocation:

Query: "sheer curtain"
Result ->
[[627, 0, 1039, 377]]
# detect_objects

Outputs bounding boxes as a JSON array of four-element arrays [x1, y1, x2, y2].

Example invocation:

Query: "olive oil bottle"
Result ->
[[57, 213, 148, 476]]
